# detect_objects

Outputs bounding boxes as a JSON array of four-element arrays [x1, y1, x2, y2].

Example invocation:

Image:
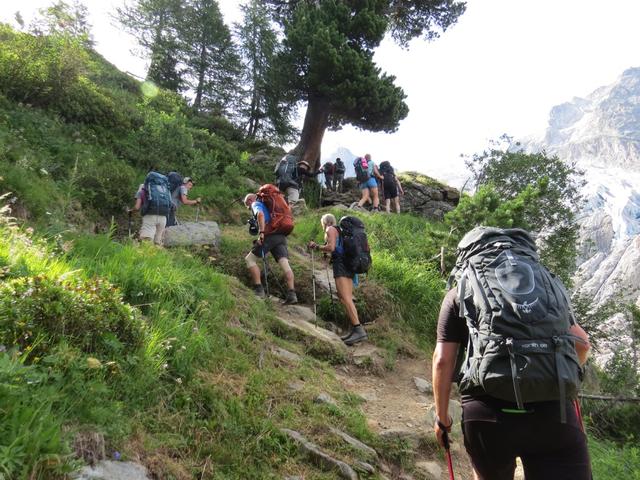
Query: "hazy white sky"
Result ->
[[2, 0, 640, 186]]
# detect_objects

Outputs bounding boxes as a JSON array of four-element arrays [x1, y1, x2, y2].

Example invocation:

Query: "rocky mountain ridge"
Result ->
[[521, 67, 640, 311]]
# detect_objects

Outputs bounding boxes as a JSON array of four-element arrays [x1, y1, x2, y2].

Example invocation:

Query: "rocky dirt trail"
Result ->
[[267, 276, 476, 480], [335, 354, 475, 480]]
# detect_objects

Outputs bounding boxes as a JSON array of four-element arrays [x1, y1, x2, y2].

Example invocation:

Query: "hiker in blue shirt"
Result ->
[[243, 193, 297, 304]]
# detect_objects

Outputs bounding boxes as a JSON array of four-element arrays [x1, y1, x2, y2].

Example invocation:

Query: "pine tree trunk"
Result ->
[[193, 36, 207, 111], [292, 96, 330, 171]]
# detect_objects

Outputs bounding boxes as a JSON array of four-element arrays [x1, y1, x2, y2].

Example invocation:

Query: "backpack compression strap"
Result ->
[[506, 338, 525, 410]]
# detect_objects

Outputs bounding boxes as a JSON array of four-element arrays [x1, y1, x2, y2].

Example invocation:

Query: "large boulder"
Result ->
[[163, 221, 221, 248]]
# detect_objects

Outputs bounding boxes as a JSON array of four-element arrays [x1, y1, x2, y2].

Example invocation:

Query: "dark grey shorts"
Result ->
[[332, 256, 355, 279], [251, 234, 289, 262]]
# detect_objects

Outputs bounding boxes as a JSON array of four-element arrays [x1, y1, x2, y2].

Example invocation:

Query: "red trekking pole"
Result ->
[[438, 420, 455, 480]]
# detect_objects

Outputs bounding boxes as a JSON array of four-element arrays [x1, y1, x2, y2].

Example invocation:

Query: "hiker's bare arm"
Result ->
[[133, 197, 142, 211], [321, 227, 337, 253], [569, 323, 590, 366], [373, 165, 383, 180], [432, 341, 459, 448], [180, 194, 201, 206]]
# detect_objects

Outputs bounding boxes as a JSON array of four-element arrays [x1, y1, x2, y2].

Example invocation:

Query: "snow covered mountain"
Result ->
[[521, 67, 640, 308], [322, 147, 358, 178]]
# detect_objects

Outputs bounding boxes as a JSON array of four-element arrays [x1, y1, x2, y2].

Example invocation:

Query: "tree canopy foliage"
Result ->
[[447, 140, 586, 282], [264, 0, 466, 168]]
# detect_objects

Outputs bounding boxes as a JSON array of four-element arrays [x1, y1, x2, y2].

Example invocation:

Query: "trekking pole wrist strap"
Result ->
[[436, 416, 453, 430]]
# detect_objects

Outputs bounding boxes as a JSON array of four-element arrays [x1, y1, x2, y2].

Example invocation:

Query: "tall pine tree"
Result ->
[[180, 0, 241, 115], [117, 0, 184, 92], [265, 0, 466, 170], [235, 0, 296, 143]]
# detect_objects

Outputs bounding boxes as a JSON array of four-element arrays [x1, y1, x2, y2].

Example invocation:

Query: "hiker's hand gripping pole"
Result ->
[[435, 417, 455, 480]]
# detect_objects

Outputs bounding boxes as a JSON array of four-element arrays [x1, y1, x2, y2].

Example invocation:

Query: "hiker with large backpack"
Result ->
[[432, 227, 592, 480], [378, 161, 404, 214], [243, 185, 297, 304], [274, 154, 301, 204], [321, 161, 335, 191], [354, 154, 384, 211], [308, 214, 371, 346], [128, 171, 173, 245], [274, 155, 320, 204], [166, 174, 201, 227], [333, 157, 346, 192]]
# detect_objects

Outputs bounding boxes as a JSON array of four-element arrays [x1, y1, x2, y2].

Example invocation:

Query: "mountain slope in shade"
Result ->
[[520, 68, 640, 313], [323, 146, 358, 178]]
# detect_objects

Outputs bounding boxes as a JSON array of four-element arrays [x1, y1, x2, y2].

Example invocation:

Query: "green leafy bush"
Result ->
[[590, 436, 640, 480], [0, 275, 145, 359], [0, 26, 87, 109], [74, 156, 137, 215]]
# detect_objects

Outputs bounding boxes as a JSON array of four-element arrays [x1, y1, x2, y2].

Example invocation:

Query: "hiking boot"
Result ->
[[340, 327, 353, 341], [343, 325, 367, 346], [282, 289, 298, 305], [253, 284, 266, 298]]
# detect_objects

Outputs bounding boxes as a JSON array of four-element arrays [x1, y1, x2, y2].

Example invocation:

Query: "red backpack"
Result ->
[[256, 184, 294, 236]]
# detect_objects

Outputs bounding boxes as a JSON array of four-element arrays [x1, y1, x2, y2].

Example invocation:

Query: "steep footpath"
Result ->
[[249, 244, 475, 480]]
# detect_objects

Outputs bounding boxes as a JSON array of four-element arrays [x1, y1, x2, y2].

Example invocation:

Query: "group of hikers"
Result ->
[[275, 153, 404, 213], [243, 174, 594, 477], [132, 157, 594, 479], [129, 171, 201, 245]]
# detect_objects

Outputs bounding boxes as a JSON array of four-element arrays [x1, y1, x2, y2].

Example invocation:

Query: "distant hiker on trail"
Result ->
[[355, 154, 384, 211], [275, 154, 301, 204], [379, 161, 404, 213], [321, 161, 335, 191], [432, 227, 592, 480], [244, 186, 297, 304], [167, 176, 201, 227], [129, 171, 172, 245], [274, 155, 319, 204], [333, 157, 346, 192], [308, 214, 371, 346]]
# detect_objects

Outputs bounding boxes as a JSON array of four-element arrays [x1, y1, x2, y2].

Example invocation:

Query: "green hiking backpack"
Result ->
[[448, 227, 582, 421]]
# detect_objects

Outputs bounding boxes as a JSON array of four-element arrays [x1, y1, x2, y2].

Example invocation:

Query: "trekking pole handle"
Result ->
[[437, 419, 452, 450]]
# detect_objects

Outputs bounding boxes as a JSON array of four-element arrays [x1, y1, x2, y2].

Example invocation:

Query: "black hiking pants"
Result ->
[[462, 396, 592, 480]]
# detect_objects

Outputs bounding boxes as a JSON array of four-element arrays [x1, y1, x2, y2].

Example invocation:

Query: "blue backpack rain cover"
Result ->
[[142, 172, 172, 216]]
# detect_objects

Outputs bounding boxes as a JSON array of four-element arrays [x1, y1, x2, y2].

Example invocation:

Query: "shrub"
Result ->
[[0, 27, 88, 109], [0, 275, 145, 359], [590, 436, 640, 480], [74, 156, 137, 215]]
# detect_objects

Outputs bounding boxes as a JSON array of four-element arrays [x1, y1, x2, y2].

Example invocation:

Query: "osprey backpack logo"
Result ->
[[514, 297, 540, 314]]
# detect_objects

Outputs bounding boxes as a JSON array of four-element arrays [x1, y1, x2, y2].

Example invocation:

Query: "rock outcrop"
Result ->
[[163, 221, 221, 248], [319, 172, 459, 221]]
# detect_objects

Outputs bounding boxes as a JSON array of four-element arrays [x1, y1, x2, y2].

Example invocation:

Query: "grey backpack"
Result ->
[[448, 227, 582, 421], [275, 154, 299, 190]]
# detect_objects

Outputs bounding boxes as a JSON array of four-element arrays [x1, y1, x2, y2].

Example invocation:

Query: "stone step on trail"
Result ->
[[271, 301, 388, 367], [281, 429, 359, 480], [270, 302, 347, 361]]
